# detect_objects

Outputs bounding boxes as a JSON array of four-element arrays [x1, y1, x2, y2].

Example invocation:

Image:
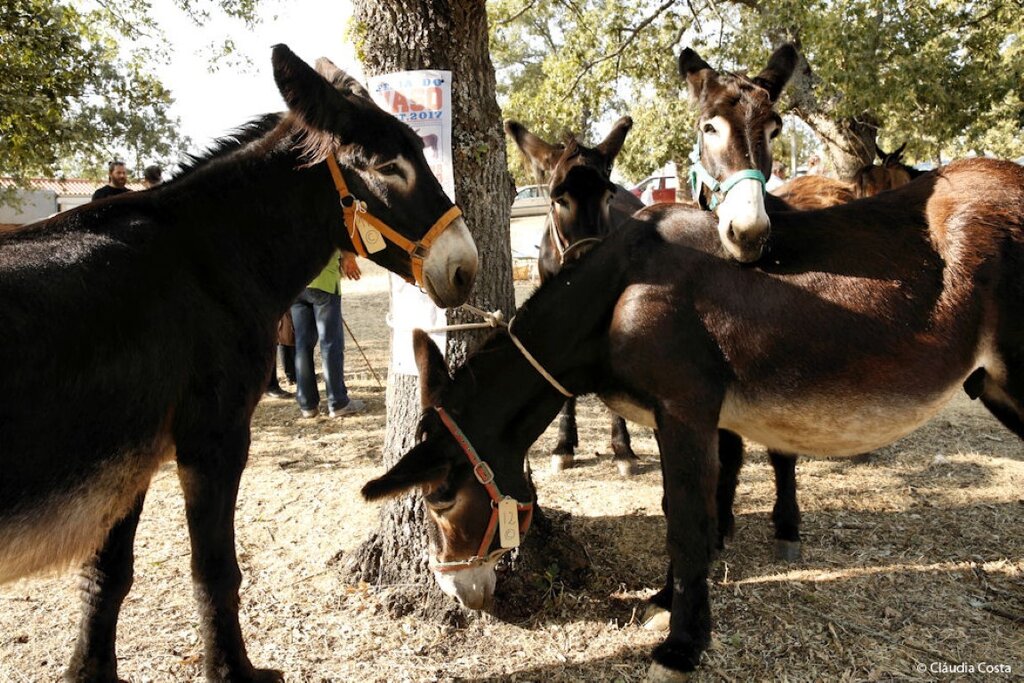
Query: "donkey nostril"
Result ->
[[452, 265, 468, 289], [727, 224, 738, 243]]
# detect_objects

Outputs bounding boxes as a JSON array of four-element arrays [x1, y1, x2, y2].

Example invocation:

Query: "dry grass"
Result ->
[[1, 264, 1021, 682]]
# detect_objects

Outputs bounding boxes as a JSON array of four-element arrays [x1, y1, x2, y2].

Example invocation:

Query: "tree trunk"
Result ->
[[798, 111, 879, 178], [345, 0, 588, 620], [784, 49, 878, 177]]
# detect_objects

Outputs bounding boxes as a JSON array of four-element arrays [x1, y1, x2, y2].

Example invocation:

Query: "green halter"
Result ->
[[688, 134, 767, 210]]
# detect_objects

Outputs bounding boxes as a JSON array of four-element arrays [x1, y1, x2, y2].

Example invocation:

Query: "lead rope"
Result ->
[[420, 304, 573, 397], [419, 303, 507, 334]]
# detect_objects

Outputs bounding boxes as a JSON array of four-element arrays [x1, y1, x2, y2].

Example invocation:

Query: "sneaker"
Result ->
[[329, 398, 366, 417], [265, 387, 295, 399], [300, 407, 320, 419]]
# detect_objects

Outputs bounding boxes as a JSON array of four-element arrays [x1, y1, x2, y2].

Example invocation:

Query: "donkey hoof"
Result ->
[[642, 604, 671, 631], [616, 459, 639, 477], [550, 454, 575, 472], [646, 661, 691, 683], [775, 540, 802, 562]]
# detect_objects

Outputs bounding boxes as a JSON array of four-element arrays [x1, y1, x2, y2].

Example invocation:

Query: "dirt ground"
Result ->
[[1, 262, 1022, 682]]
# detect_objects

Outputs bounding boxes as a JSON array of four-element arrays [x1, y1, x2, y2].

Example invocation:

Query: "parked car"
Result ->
[[630, 174, 678, 204], [510, 184, 550, 218]]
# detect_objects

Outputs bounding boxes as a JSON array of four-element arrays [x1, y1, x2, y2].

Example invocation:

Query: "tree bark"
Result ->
[[344, 0, 587, 620], [781, 46, 878, 177]]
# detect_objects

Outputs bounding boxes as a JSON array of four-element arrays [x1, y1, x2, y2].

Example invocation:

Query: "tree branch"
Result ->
[[496, 0, 540, 27], [564, 0, 677, 94]]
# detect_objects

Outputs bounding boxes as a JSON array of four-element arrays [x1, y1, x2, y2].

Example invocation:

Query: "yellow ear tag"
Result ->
[[498, 497, 521, 548], [354, 212, 386, 254]]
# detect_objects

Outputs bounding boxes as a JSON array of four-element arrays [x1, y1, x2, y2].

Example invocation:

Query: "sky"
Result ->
[[147, 1, 359, 150]]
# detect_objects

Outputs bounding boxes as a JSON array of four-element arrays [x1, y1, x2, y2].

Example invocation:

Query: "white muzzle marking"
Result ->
[[421, 217, 478, 306], [433, 560, 497, 611], [716, 177, 770, 262]]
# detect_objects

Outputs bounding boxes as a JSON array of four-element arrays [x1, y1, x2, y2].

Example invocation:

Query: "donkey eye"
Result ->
[[425, 489, 456, 512], [426, 497, 455, 512], [703, 122, 718, 135], [376, 162, 403, 177]]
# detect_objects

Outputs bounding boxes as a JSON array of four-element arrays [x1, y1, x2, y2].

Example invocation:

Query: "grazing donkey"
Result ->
[[505, 117, 644, 475], [0, 45, 477, 682], [364, 153, 1024, 680]]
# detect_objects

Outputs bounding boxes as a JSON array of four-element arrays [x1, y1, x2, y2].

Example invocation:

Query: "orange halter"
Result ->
[[325, 155, 462, 287]]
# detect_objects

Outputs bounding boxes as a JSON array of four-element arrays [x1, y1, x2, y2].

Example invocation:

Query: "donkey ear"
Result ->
[[272, 44, 353, 132], [361, 442, 451, 501], [678, 47, 715, 100], [414, 329, 450, 409], [315, 57, 374, 101], [888, 141, 908, 163], [753, 43, 799, 102], [504, 120, 564, 174], [595, 116, 633, 162]]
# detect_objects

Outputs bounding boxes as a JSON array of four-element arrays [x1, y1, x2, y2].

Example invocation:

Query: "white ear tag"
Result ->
[[498, 497, 521, 548], [354, 211, 386, 254]]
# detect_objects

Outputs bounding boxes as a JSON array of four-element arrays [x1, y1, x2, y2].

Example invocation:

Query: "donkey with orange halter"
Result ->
[[0, 45, 477, 682]]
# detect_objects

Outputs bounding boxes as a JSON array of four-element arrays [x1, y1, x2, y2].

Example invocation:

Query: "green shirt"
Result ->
[[309, 250, 341, 295]]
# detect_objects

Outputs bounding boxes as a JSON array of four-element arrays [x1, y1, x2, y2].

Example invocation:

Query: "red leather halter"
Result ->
[[429, 406, 534, 573]]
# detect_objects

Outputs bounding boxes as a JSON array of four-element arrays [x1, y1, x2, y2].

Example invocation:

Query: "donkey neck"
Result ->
[[446, 225, 649, 487], [166, 132, 349, 313]]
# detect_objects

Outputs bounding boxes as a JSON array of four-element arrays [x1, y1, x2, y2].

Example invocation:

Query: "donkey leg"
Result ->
[[551, 397, 578, 472], [716, 430, 743, 550], [177, 428, 281, 683], [769, 450, 802, 561], [649, 417, 718, 679], [64, 492, 147, 683], [643, 491, 673, 630], [610, 414, 639, 476], [642, 559, 673, 632]]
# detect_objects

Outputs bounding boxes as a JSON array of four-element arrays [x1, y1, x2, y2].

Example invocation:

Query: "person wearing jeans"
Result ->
[[290, 251, 365, 418]]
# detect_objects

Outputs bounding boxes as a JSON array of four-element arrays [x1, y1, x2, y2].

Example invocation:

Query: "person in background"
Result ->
[[766, 160, 787, 191], [265, 314, 297, 399], [291, 250, 365, 419], [143, 164, 163, 188], [806, 153, 825, 176], [91, 161, 131, 201]]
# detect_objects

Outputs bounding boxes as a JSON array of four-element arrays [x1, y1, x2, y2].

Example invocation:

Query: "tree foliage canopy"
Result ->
[[490, 0, 1024, 183], [0, 0, 261, 183]]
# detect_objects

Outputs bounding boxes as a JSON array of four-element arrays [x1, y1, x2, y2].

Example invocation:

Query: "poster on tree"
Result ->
[[366, 70, 454, 375]]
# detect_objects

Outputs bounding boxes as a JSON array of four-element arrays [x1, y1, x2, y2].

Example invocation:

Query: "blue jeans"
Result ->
[[290, 287, 349, 412]]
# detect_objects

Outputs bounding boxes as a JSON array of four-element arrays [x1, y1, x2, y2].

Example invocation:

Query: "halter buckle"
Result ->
[[473, 461, 495, 485], [410, 242, 431, 260]]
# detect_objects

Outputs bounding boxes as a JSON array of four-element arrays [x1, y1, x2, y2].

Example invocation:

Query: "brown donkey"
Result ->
[[363, 155, 1024, 681], [773, 142, 925, 210], [682, 44, 798, 261], [506, 117, 644, 475]]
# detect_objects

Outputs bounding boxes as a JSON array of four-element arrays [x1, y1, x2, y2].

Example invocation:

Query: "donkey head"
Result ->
[[361, 331, 535, 611], [878, 141, 908, 167], [680, 44, 798, 263], [853, 142, 913, 198], [271, 45, 478, 307], [506, 117, 633, 263]]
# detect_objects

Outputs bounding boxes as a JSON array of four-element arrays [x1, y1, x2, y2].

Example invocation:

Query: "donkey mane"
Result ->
[[174, 113, 289, 179]]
